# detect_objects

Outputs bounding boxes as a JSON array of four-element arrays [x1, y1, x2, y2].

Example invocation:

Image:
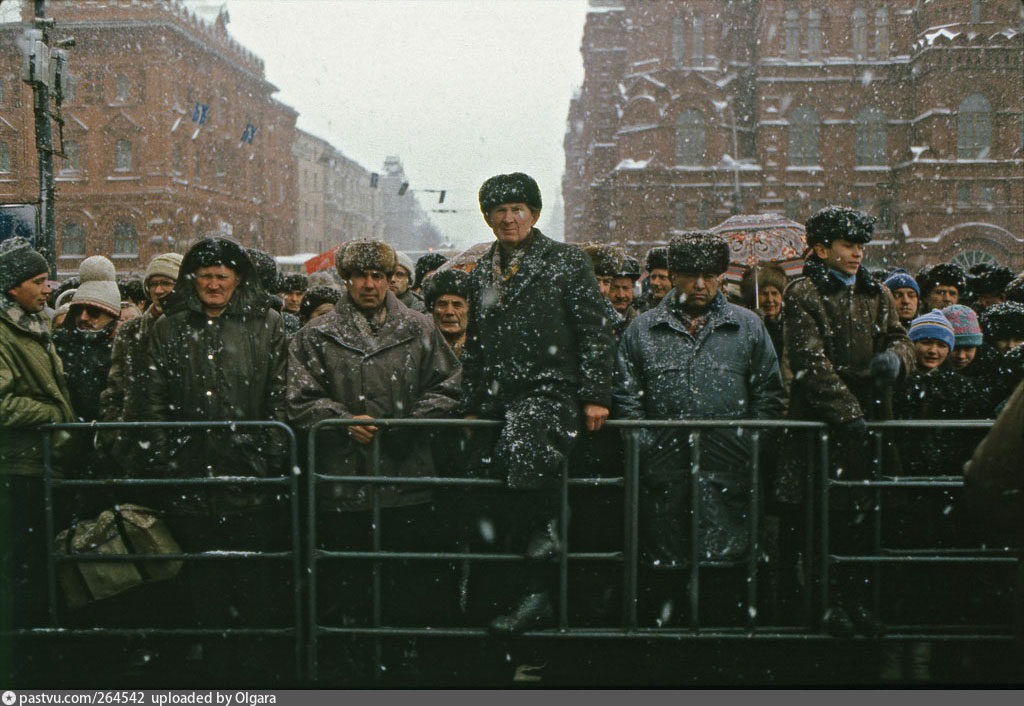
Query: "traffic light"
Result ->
[[398, 182, 409, 196]]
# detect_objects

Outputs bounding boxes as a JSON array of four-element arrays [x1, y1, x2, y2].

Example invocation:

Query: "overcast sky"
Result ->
[[219, 0, 590, 250]]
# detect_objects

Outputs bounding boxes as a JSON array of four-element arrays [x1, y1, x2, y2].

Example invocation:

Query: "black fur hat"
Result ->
[[917, 262, 967, 297], [618, 256, 641, 280], [280, 273, 309, 293], [967, 264, 1013, 299], [298, 285, 342, 323], [644, 246, 669, 272], [478, 172, 542, 215], [415, 252, 448, 288], [668, 231, 730, 275], [980, 301, 1024, 342], [422, 269, 471, 310], [580, 242, 625, 277], [245, 248, 278, 293], [804, 206, 875, 247], [1005, 274, 1024, 304]]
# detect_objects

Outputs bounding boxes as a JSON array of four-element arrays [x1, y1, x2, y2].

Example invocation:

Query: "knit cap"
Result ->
[[942, 304, 982, 347], [145, 252, 183, 287], [908, 309, 956, 351], [883, 269, 920, 297], [395, 251, 416, 278], [0, 237, 48, 293], [71, 256, 121, 317]]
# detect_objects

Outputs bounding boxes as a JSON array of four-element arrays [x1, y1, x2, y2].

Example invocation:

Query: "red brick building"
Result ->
[[564, 0, 1023, 272], [0, 0, 298, 275]]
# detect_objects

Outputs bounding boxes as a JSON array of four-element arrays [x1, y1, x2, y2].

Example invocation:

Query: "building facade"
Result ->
[[0, 0, 298, 275], [564, 0, 1024, 272]]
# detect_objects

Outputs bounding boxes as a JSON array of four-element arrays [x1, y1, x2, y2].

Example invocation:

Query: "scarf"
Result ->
[[1, 293, 51, 344], [490, 232, 535, 301], [351, 301, 388, 344]]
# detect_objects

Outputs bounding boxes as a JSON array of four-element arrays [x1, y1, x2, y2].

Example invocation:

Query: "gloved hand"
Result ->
[[869, 350, 902, 385]]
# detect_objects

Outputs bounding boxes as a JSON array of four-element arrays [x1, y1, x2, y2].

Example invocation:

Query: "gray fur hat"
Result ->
[[580, 242, 625, 278], [668, 231, 730, 275], [335, 239, 397, 278], [0, 237, 48, 293]]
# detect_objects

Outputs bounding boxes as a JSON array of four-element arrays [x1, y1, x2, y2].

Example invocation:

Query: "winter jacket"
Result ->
[[52, 318, 117, 422], [286, 290, 460, 511], [613, 290, 785, 564], [774, 255, 915, 504], [97, 308, 160, 472], [142, 240, 288, 513], [965, 343, 1024, 414], [0, 307, 76, 476], [461, 230, 615, 418], [397, 288, 427, 313]]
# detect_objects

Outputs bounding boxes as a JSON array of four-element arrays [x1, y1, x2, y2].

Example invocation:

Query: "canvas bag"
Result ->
[[55, 503, 184, 609]]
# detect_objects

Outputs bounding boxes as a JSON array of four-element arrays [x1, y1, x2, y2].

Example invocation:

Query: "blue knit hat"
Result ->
[[883, 269, 920, 297], [908, 309, 956, 351]]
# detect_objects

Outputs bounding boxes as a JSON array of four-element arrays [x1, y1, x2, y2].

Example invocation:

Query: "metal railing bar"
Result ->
[[559, 457, 570, 629], [314, 550, 623, 562], [689, 430, 701, 632], [624, 429, 640, 630], [830, 555, 1019, 564], [747, 429, 760, 632]]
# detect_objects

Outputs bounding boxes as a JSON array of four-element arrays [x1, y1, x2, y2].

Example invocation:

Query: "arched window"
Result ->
[[115, 74, 130, 102], [672, 17, 686, 68], [0, 142, 10, 173], [789, 106, 820, 166], [115, 139, 132, 171], [808, 10, 822, 60], [676, 110, 706, 166], [785, 10, 800, 61], [851, 9, 867, 58], [855, 107, 887, 165], [958, 94, 991, 159], [875, 8, 889, 58], [692, 15, 704, 67], [953, 250, 997, 270], [61, 140, 81, 172], [61, 223, 85, 256], [113, 221, 138, 255]]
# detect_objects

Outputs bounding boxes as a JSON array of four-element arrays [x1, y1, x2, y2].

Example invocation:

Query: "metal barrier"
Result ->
[[8, 416, 1016, 685]]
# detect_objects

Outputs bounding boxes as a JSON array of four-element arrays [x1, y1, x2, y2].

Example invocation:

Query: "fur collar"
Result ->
[[801, 254, 880, 296]]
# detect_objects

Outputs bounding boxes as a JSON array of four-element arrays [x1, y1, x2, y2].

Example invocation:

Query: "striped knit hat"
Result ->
[[908, 309, 956, 351], [942, 304, 983, 347]]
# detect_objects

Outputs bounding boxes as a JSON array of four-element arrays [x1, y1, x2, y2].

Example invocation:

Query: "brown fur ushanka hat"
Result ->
[[668, 231, 730, 275], [580, 242, 625, 278], [740, 261, 789, 308], [335, 240, 398, 278]]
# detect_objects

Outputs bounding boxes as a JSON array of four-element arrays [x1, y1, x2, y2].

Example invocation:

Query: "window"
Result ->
[[115, 139, 132, 171], [676, 110, 706, 166], [112, 221, 138, 255], [173, 145, 183, 174], [692, 15, 704, 67], [0, 79, 5, 106], [61, 223, 85, 256], [673, 202, 687, 230], [0, 142, 10, 173], [61, 140, 81, 172], [971, 0, 982, 24], [784, 200, 799, 221], [808, 10, 822, 61], [215, 146, 226, 179], [697, 199, 710, 229], [875, 8, 889, 58], [789, 106, 820, 166], [672, 17, 686, 68], [958, 94, 991, 159], [878, 199, 893, 229], [785, 10, 800, 61], [957, 182, 971, 203], [115, 73, 130, 102], [952, 250, 997, 271], [61, 72, 76, 102], [981, 184, 995, 203], [855, 107, 887, 165], [852, 9, 867, 58]]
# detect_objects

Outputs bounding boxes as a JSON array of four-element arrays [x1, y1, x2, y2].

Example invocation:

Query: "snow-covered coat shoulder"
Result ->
[[286, 290, 461, 510], [461, 230, 615, 416]]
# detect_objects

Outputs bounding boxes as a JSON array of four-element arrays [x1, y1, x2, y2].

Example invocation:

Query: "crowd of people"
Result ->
[[2, 171, 1023, 684]]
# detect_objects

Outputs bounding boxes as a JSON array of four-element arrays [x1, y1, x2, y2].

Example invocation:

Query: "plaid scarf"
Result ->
[[1, 293, 51, 344], [490, 232, 535, 302], [671, 297, 709, 338]]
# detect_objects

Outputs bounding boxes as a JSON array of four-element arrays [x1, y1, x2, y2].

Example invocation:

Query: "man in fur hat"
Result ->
[[460, 172, 615, 634], [775, 206, 914, 636], [287, 239, 460, 660], [422, 268, 471, 357], [637, 246, 671, 313], [277, 272, 308, 316], [917, 262, 967, 311], [613, 231, 783, 624]]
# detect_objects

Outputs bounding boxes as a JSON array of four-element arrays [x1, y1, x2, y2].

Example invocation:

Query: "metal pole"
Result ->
[[28, 2, 56, 275]]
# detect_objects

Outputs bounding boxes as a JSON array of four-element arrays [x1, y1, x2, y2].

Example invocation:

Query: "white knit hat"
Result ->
[[71, 256, 121, 317]]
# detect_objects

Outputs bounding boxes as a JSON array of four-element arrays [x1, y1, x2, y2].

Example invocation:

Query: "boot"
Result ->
[[525, 519, 562, 560], [489, 591, 554, 635]]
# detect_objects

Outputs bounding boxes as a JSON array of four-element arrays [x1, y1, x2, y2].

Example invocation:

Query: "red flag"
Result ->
[[305, 246, 339, 274]]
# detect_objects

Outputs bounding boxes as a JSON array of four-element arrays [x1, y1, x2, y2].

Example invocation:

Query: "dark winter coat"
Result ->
[[397, 288, 427, 313], [613, 290, 785, 564], [52, 318, 117, 422], [142, 241, 288, 513], [774, 255, 915, 504], [0, 306, 76, 476], [461, 230, 615, 418], [965, 344, 1024, 414], [286, 290, 460, 511], [97, 308, 160, 472]]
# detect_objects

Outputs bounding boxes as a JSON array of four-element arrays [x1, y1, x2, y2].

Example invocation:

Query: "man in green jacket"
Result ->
[[0, 237, 75, 650]]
